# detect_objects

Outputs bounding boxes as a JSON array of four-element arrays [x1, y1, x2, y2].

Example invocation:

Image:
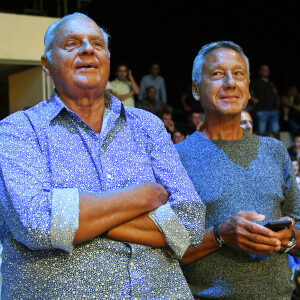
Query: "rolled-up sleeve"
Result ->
[[51, 188, 79, 252], [147, 121, 206, 258]]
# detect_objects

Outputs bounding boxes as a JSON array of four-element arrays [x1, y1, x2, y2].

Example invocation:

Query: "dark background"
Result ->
[[1, 0, 299, 110]]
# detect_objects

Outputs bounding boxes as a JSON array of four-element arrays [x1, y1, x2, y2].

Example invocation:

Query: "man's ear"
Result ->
[[41, 55, 51, 76], [192, 82, 200, 101]]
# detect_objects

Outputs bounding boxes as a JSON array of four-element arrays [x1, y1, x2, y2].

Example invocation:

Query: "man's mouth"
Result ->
[[76, 63, 97, 69]]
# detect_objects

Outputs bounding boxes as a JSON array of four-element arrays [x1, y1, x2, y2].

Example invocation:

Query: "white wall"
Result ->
[[0, 12, 59, 64]]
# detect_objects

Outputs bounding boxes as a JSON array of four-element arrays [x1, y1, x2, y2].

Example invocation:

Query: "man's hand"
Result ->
[[133, 182, 169, 211], [128, 69, 133, 79], [272, 216, 295, 252], [219, 211, 281, 255]]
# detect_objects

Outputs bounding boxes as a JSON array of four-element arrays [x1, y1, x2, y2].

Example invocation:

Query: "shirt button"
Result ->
[[107, 174, 112, 179]]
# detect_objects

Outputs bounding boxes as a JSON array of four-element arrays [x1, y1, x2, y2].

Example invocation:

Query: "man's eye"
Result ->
[[235, 71, 245, 77], [65, 41, 77, 49], [211, 71, 223, 78], [93, 41, 103, 48]]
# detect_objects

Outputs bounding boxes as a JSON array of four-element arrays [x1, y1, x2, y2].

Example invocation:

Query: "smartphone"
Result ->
[[264, 220, 292, 232]]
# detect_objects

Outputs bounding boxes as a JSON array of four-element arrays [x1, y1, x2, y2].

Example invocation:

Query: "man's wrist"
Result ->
[[283, 229, 296, 253], [213, 224, 226, 248]]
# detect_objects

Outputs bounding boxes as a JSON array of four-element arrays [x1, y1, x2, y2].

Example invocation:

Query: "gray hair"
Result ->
[[44, 12, 110, 61], [192, 41, 250, 83]]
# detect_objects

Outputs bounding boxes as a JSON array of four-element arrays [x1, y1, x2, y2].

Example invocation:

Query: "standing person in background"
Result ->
[[0, 13, 205, 299], [110, 63, 140, 107], [176, 41, 300, 299], [139, 63, 167, 103], [250, 64, 280, 137]]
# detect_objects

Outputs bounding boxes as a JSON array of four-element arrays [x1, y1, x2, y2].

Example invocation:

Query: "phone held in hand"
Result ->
[[264, 220, 292, 232]]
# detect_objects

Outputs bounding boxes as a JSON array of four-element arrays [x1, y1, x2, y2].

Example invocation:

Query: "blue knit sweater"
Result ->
[[176, 129, 300, 300]]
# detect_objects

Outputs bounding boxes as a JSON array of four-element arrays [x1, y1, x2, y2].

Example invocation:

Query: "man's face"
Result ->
[[42, 16, 110, 97], [193, 48, 250, 117], [189, 113, 202, 128], [292, 160, 299, 175], [295, 137, 300, 150], [259, 65, 270, 78], [161, 113, 172, 126], [150, 64, 160, 77], [172, 131, 185, 144], [146, 87, 156, 101], [240, 111, 253, 132], [116, 66, 128, 81]]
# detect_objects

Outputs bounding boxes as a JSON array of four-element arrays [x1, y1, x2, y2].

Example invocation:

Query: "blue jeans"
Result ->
[[256, 110, 279, 134]]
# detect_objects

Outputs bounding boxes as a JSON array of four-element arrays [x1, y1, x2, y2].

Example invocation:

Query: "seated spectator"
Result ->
[[292, 160, 300, 176], [293, 159, 300, 190], [288, 131, 300, 161], [137, 86, 171, 116], [171, 130, 186, 144], [180, 110, 203, 136], [139, 63, 167, 103], [240, 110, 253, 133], [161, 111, 176, 134], [110, 64, 140, 107]]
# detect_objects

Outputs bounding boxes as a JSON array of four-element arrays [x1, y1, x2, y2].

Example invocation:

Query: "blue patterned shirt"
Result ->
[[0, 92, 205, 299]]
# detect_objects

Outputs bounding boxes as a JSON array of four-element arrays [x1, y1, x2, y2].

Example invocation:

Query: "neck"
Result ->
[[57, 89, 106, 133], [200, 113, 243, 140], [261, 76, 269, 82]]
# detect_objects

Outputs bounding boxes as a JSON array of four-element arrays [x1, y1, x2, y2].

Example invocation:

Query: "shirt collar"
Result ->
[[44, 90, 122, 124]]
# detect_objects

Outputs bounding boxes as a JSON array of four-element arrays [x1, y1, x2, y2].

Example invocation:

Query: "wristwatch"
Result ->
[[284, 229, 296, 253]]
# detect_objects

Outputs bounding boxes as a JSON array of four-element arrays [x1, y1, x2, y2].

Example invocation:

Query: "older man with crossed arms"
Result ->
[[0, 13, 205, 299]]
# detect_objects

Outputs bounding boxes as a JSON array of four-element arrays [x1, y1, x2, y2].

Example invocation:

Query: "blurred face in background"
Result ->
[[172, 131, 185, 144], [292, 160, 299, 175], [116, 65, 128, 81], [294, 136, 300, 151], [240, 111, 253, 132], [259, 65, 270, 78], [150, 64, 160, 77], [189, 112, 202, 129], [146, 87, 156, 101]]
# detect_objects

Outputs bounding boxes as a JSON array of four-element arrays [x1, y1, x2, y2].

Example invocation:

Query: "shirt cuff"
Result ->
[[50, 188, 79, 252], [148, 203, 190, 259]]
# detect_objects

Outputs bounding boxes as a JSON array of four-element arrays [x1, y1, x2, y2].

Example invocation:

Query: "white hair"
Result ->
[[192, 41, 250, 83], [44, 12, 110, 61]]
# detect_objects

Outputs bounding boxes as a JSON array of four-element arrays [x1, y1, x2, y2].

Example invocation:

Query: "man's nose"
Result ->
[[224, 72, 236, 88], [79, 40, 94, 55]]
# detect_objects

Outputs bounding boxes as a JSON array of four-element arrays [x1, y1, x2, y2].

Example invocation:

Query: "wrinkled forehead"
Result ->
[[204, 48, 248, 70]]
